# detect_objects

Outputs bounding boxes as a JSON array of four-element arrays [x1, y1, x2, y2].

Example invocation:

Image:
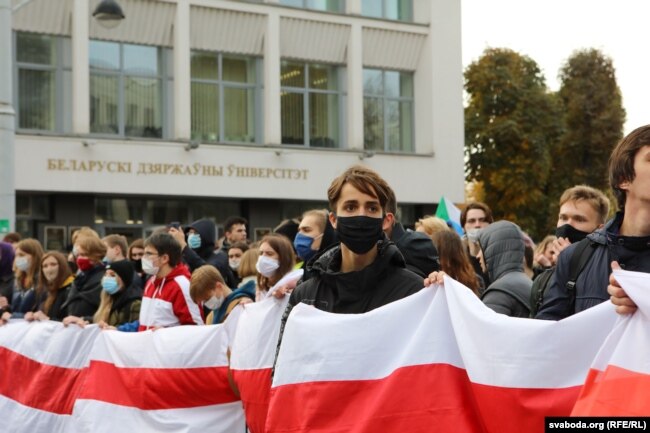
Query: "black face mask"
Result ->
[[335, 215, 384, 255], [131, 259, 143, 274], [555, 224, 590, 244]]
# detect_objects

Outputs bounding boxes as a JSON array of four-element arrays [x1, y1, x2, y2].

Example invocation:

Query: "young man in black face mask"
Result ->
[[280, 165, 424, 315], [536, 126, 650, 320]]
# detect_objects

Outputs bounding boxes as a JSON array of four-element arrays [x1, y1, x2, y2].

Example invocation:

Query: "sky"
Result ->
[[461, 0, 648, 134]]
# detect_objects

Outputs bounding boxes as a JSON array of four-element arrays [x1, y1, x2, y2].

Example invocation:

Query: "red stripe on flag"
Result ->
[[78, 360, 240, 410], [0, 347, 84, 414], [471, 381, 581, 433], [267, 363, 583, 433], [231, 368, 273, 433], [267, 363, 486, 433], [572, 366, 650, 416]]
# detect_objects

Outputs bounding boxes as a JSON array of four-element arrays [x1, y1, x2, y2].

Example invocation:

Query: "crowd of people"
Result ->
[[0, 125, 648, 339]]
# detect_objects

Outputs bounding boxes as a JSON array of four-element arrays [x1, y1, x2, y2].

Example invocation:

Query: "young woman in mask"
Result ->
[[61, 234, 107, 327], [24, 252, 74, 322], [256, 234, 301, 300], [8, 239, 44, 319], [94, 260, 142, 330]]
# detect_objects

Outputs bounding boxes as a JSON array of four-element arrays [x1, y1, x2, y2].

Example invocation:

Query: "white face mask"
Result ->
[[43, 267, 59, 282], [15, 256, 31, 272], [142, 257, 160, 276], [229, 259, 240, 271], [204, 295, 224, 310], [256, 255, 280, 277]]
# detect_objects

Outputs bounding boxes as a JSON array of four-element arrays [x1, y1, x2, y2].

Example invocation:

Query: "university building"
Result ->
[[9, 0, 463, 249]]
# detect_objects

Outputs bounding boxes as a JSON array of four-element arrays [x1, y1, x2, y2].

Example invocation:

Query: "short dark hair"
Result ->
[[327, 165, 394, 213], [223, 216, 247, 233], [144, 232, 182, 267], [460, 202, 494, 228], [608, 124, 650, 210]]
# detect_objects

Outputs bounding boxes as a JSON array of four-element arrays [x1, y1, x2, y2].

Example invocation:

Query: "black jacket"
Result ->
[[536, 212, 650, 320], [286, 240, 424, 314], [61, 264, 105, 320], [43, 278, 74, 321], [182, 219, 237, 288], [478, 221, 532, 318], [390, 222, 440, 278]]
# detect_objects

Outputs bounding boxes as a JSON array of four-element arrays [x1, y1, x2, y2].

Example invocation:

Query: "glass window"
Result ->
[[280, 0, 343, 12], [363, 68, 414, 152], [362, 0, 412, 21], [281, 61, 342, 148], [89, 40, 164, 138], [15, 32, 69, 132], [95, 198, 144, 224], [146, 200, 185, 225], [190, 51, 259, 144]]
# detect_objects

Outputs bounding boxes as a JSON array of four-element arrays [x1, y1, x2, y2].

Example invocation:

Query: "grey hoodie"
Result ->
[[478, 221, 532, 318]]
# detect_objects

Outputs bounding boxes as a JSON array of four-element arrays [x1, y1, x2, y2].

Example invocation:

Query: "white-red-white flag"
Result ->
[[269, 275, 619, 433], [572, 269, 650, 416]]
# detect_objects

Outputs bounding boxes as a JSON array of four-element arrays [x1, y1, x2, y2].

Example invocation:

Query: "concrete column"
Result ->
[[72, 0, 90, 134], [173, 0, 191, 140], [263, 11, 281, 145], [346, 23, 363, 150], [0, 0, 15, 232]]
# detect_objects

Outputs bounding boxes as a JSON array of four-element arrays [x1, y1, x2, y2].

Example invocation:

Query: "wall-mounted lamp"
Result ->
[[82, 140, 96, 147], [184, 140, 200, 151], [92, 0, 126, 29]]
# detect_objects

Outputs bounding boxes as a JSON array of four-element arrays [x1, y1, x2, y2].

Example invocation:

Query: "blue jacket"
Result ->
[[536, 212, 650, 320]]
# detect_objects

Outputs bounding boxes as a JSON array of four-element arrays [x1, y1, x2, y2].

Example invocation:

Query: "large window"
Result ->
[[280, 0, 343, 13], [89, 41, 164, 138], [191, 52, 259, 144], [362, 0, 412, 21], [15, 32, 70, 132], [363, 69, 414, 152], [281, 61, 341, 148]]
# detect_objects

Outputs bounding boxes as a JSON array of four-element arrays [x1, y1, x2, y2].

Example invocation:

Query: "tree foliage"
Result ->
[[552, 49, 626, 197], [464, 48, 562, 239]]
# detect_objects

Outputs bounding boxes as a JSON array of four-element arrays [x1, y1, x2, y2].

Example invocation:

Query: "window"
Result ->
[[362, 0, 412, 21], [15, 32, 70, 132], [280, 0, 343, 13], [191, 52, 259, 144], [281, 61, 341, 148], [364, 69, 414, 152], [89, 41, 164, 138]]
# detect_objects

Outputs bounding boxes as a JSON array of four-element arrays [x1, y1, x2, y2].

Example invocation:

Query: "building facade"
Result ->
[[10, 0, 464, 249]]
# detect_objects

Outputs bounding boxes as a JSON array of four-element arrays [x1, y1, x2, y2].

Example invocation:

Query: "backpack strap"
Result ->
[[565, 238, 598, 314]]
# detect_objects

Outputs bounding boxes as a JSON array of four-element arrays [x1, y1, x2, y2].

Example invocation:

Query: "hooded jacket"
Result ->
[[182, 219, 237, 288], [478, 221, 532, 318], [536, 212, 650, 320], [390, 222, 440, 278], [138, 263, 203, 331]]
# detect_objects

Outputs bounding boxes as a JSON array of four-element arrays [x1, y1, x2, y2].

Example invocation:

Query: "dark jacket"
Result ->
[[106, 282, 142, 327], [478, 221, 532, 318], [42, 276, 75, 321], [0, 242, 15, 300], [390, 222, 440, 278], [286, 240, 424, 315], [10, 273, 42, 318], [182, 219, 237, 288], [61, 263, 105, 320], [536, 212, 650, 320]]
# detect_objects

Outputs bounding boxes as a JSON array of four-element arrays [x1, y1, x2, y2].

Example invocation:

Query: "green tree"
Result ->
[[552, 48, 626, 198], [464, 48, 562, 239]]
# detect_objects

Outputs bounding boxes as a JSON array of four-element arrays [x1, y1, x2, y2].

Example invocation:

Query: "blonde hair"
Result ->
[[417, 216, 450, 239], [559, 185, 610, 224], [75, 235, 107, 263], [190, 265, 224, 303], [238, 248, 259, 279]]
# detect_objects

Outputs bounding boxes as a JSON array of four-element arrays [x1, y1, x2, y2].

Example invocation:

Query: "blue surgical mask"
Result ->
[[102, 276, 120, 295], [293, 232, 322, 262], [187, 233, 202, 249]]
